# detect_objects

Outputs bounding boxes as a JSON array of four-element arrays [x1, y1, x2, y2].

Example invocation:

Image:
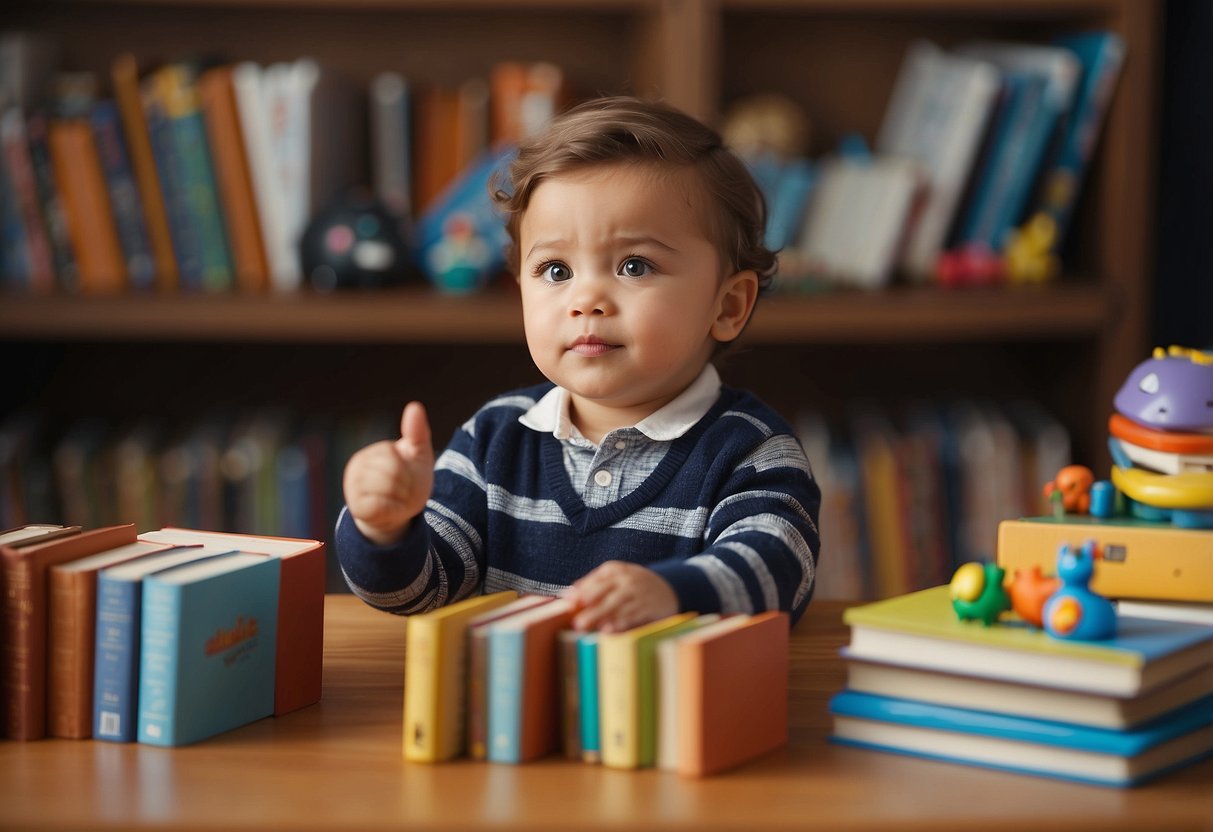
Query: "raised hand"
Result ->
[[342, 401, 435, 545]]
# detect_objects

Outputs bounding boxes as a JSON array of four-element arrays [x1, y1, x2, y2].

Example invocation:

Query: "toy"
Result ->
[[1042, 541, 1117, 640], [949, 562, 1010, 626], [1004, 213, 1061, 283], [935, 243, 1004, 288], [1112, 346, 1213, 433], [1007, 565, 1060, 629], [1042, 464, 1095, 514], [300, 190, 415, 291]]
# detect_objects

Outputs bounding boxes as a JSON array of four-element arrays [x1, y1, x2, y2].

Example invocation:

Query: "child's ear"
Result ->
[[710, 269, 759, 342]]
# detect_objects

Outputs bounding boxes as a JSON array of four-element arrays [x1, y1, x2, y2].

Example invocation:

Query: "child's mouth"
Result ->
[[570, 336, 619, 357]]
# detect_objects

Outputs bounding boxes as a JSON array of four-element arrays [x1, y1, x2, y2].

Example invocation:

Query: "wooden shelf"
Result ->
[[0, 282, 1112, 345]]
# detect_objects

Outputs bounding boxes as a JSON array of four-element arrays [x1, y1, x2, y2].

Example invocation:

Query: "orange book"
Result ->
[[197, 64, 270, 292], [138, 528, 326, 716], [489, 61, 528, 146], [675, 611, 789, 777], [48, 119, 126, 294], [412, 85, 459, 215], [2, 524, 136, 740], [47, 538, 173, 738], [111, 52, 177, 291]]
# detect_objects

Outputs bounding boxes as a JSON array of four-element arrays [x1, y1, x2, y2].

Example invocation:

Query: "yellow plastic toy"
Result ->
[[1110, 465, 1213, 510]]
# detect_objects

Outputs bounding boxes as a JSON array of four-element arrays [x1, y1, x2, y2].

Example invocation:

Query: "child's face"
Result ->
[[518, 162, 745, 426]]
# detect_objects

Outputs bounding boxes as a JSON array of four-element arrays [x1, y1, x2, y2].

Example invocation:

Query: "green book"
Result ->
[[842, 586, 1213, 697]]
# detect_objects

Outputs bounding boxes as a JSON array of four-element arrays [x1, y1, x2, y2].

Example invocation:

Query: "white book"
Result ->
[[877, 40, 1000, 280], [798, 155, 921, 289], [654, 614, 727, 772], [232, 61, 294, 290]]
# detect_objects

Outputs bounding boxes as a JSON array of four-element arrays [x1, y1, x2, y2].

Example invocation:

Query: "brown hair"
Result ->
[[491, 96, 777, 291]]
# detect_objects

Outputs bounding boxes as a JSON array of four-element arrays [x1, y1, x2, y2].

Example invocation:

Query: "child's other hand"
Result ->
[[565, 561, 678, 633], [342, 401, 435, 546]]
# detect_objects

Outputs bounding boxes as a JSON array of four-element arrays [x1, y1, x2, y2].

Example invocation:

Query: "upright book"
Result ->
[[47, 538, 173, 738], [93, 544, 237, 743], [138, 528, 326, 716], [844, 585, 1213, 697], [597, 612, 699, 769], [2, 524, 132, 740], [876, 40, 1000, 280], [486, 597, 577, 764], [464, 593, 552, 760], [672, 612, 790, 777], [136, 552, 280, 746], [401, 590, 519, 763]]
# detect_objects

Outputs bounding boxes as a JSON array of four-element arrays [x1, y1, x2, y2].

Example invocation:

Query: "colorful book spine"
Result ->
[[24, 111, 78, 291], [89, 100, 156, 290], [156, 65, 233, 291], [0, 108, 55, 291], [577, 633, 600, 763], [92, 572, 144, 742], [142, 81, 203, 289]]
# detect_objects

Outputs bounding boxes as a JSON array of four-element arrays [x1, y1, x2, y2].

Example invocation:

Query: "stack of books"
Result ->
[[829, 586, 1213, 786], [0, 522, 325, 746], [401, 592, 790, 777]]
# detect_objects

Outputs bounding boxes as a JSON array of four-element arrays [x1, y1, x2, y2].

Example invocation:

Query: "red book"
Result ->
[[2, 524, 136, 740]]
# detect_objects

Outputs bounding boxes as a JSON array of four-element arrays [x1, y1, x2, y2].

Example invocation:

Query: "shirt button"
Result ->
[[614, 440, 626, 450], [594, 469, 613, 487]]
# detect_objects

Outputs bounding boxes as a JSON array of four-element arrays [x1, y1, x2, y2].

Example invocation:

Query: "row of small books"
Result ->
[[0, 51, 358, 295], [829, 586, 1213, 787], [0, 522, 325, 745], [781, 31, 1124, 289], [402, 592, 789, 777]]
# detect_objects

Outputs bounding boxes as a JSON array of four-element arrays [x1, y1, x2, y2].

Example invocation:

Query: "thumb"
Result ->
[[396, 401, 433, 461]]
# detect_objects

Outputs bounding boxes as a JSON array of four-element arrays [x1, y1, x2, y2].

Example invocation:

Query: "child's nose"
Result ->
[[568, 274, 615, 316]]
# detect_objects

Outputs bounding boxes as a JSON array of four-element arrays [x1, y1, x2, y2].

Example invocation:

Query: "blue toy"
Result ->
[[1042, 541, 1117, 640], [949, 562, 1011, 627]]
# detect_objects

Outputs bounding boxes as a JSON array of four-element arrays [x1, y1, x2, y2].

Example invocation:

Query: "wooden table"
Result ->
[[2, 596, 1211, 831]]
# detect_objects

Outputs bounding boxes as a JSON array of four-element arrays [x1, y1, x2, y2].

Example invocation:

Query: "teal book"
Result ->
[[93, 545, 235, 743], [830, 690, 1213, 787], [577, 633, 600, 763], [136, 552, 279, 747], [485, 598, 575, 764]]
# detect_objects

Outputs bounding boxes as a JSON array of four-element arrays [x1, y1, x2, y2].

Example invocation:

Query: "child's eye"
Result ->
[[537, 262, 572, 282], [619, 258, 652, 278]]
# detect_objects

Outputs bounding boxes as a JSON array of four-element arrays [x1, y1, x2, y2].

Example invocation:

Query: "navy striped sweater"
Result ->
[[336, 383, 821, 625]]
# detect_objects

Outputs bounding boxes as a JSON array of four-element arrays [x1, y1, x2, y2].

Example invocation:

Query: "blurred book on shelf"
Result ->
[[0, 409, 396, 592], [797, 399, 1070, 601]]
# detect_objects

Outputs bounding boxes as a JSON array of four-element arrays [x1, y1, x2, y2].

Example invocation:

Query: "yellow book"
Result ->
[[598, 612, 698, 769], [997, 517, 1213, 603], [402, 590, 518, 762]]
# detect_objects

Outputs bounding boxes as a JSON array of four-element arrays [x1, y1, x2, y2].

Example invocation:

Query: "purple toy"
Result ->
[[1113, 346, 1213, 432]]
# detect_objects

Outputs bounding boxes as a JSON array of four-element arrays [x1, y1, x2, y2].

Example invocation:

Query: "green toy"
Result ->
[[949, 562, 1011, 626]]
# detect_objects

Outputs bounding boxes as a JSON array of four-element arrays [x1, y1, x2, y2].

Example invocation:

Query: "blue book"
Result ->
[[954, 71, 1050, 249], [1032, 30, 1125, 251], [830, 690, 1213, 787], [137, 552, 279, 747], [577, 633, 600, 762], [89, 100, 156, 290], [92, 546, 234, 743], [485, 598, 575, 764], [143, 80, 204, 289]]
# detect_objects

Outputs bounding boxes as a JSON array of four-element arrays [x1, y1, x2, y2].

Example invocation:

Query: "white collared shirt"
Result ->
[[518, 364, 722, 508]]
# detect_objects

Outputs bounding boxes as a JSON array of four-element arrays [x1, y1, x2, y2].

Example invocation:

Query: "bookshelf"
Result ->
[[2, 0, 1161, 590]]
